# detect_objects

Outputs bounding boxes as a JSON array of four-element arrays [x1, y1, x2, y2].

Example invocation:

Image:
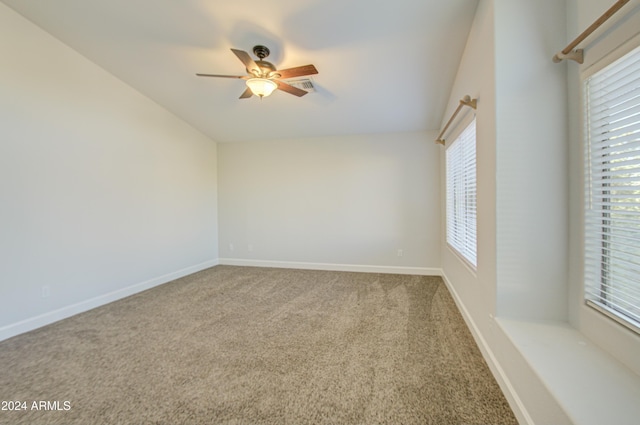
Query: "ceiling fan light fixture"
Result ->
[[246, 78, 277, 98]]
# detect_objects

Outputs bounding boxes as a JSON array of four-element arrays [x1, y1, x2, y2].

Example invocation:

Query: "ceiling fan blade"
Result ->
[[239, 87, 253, 99], [275, 80, 308, 97], [275, 64, 318, 79], [196, 73, 246, 79], [230, 48, 260, 75]]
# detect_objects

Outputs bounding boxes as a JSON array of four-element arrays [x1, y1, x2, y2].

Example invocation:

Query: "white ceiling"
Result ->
[[1, 0, 477, 143]]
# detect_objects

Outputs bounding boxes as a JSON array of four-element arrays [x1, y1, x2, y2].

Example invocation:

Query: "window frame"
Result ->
[[445, 117, 478, 270], [582, 39, 640, 336]]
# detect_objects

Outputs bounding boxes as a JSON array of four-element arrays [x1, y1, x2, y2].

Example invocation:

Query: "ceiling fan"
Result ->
[[196, 45, 318, 99]]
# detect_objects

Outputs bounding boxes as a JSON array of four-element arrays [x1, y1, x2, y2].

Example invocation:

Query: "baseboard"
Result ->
[[218, 258, 441, 276], [440, 271, 533, 425], [0, 258, 219, 342]]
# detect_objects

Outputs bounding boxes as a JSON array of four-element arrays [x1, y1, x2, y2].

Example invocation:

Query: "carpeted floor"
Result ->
[[0, 266, 517, 425]]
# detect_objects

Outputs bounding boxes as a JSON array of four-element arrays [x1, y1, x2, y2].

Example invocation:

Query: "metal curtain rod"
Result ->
[[435, 95, 477, 145], [553, 0, 631, 63]]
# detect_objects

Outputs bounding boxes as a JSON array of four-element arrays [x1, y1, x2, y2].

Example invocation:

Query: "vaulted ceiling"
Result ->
[[1, 0, 477, 143]]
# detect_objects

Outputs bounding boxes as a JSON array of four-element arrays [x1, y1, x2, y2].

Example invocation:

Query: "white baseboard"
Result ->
[[440, 271, 533, 425], [0, 258, 219, 342], [218, 258, 441, 276]]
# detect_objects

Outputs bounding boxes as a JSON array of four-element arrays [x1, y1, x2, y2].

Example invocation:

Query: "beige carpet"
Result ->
[[0, 266, 517, 425]]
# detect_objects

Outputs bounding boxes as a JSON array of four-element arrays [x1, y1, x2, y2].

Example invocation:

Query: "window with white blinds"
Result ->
[[446, 119, 477, 268], [584, 44, 640, 334]]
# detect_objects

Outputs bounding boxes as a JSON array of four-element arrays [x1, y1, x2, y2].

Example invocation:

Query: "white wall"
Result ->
[[440, 0, 573, 423], [442, 1, 640, 424], [440, 0, 498, 336], [494, 0, 569, 321], [218, 132, 440, 274], [0, 4, 219, 340]]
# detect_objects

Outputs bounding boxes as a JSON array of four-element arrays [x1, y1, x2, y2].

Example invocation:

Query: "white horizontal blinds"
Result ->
[[446, 119, 477, 267], [584, 44, 640, 333]]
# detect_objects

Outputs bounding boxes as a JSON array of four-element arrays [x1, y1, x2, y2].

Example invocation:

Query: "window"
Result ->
[[584, 44, 640, 334], [446, 119, 477, 268]]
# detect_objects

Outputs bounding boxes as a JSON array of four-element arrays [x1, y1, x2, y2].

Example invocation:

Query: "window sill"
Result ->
[[446, 243, 477, 276], [496, 318, 640, 425]]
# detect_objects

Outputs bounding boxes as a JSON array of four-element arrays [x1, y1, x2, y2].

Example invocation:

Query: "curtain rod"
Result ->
[[553, 0, 631, 63], [435, 95, 477, 145]]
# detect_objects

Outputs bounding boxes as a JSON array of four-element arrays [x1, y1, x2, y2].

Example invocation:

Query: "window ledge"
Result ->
[[497, 318, 640, 425]]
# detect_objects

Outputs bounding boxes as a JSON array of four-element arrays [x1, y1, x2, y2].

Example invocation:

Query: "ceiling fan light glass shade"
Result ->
[[246, 78, 277, 97]]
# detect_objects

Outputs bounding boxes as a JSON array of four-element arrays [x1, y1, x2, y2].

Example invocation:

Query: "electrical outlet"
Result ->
[[248, 244, 254, 252], [397, 249, 403, 257], [42, 286, 50, 298], [229, 243, 234, 252]]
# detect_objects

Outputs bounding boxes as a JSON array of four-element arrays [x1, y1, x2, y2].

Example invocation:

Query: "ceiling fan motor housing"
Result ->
[[256, 61, 276, 76], [251, 46, 276, 76]]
